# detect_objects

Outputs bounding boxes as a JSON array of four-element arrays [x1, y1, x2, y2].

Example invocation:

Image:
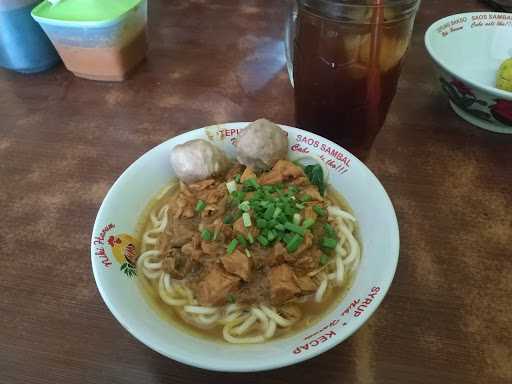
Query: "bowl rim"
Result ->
[[90, 122, 400, 372], [424, 11, 512, 100]]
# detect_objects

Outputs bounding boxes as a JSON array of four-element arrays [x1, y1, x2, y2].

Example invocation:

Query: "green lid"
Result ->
[[32, 0, 141, 23]]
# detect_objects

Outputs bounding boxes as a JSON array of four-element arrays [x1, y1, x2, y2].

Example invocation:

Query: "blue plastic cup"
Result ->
[[0, 0, 60, 73]]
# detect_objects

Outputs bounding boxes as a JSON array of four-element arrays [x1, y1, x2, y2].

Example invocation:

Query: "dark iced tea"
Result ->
[[293, 2, 417, 159]]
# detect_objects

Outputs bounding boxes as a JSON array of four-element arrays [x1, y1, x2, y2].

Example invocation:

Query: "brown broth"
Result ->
[[136, 181, 360, 343]]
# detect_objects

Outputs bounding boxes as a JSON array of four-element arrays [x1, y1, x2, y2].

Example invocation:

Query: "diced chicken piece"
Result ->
[[290, 176, 308, 186], [225, 163, 244, 180], [221, 249, 251, 281], [252, 241, 289, 269], [291, 231, 314, 257], [201, 203, 226, 221], [179, 181, 194, 198], [188, 179, 215, 192], [302, 185, 323, 201], [294, 248, 322, 274], [259, 160, 304, 185], [269, 264, 301, 305], [181, 240, 203, 261], [237, 269, 270, 305], [240, 167, 257, 183], [168, 223, 195, 247], [304, 206, 318, 222], [222, 224, 234, 240], [233, 216, 247, 236], [162, 249, 191, 279], [206, 184, 227, 204], [196, 265, 241, 306], [173, 192, 195, 219], [158, 233, 169, 254], [263, 241, 287, 267], [233, 216, 259, 238], [295, 275, 317, 293], [201, 240, 223, 257]]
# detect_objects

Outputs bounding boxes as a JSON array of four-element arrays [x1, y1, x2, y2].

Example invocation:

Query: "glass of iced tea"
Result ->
[[286, 0, 420, 160]]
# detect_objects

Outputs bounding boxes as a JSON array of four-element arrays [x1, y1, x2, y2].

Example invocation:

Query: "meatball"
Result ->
[[235, 119, 288, 171], [170, 139, 230, 184]]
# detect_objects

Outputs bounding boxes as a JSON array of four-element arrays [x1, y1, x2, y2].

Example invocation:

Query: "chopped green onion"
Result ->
[[301, 194, 312, 202], [319, 254, 329, 265], [231, 190, 245, 205], [242, 212, 252, 227], [321, 237, 337, 249], [263, 205, 275, 220], [313, 205, 326, 216], [283, 205, 295, 216], [243, 178, 259, 190], [226, 180, 237, 194], [256, 218, 268, 229], [201, 229, 212, 241], [284, 222, 306, 235], [237, 234, 248, 247], [195, 199, 206, 212], [302, 218, 316, 229], [227, 294, 236, 303], [268, 219, 278, 228], [223, 213, 234, 224], [267, 230, 276, 241], [275, 223, 285, 231], [257, 235, 269, 247], [324, 223, 337, 238], [277, 215, 287, 224], [295, 203, 305, 210], [288, 186, 299, 194], [245, 249, 252, 258], [293, 213, 302, 226], [234, 174, 241, 183], [247, 233, 254, 244], [239, 200, 251, 212], [273, 207, 282, 219], [262, 185, 274, 193], [286, 234, 304, 253], [227, 239, 238, 255]]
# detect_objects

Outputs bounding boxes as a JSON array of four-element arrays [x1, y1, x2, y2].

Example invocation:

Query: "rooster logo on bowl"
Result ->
[[108, 234, 138, 278]]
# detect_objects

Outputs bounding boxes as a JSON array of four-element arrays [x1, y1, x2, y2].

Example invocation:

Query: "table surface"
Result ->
[[1, 1, 511, 383]]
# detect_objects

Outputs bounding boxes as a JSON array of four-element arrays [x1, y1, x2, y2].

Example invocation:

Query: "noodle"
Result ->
[[136, 176, 361, 343]]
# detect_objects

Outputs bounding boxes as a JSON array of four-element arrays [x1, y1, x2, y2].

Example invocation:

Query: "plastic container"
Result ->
[[0, 0, 60, 73], [32, 0, 147, 81]]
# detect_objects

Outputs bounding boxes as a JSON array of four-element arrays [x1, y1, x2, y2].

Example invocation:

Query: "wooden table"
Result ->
[[1, 1, 511, 383]]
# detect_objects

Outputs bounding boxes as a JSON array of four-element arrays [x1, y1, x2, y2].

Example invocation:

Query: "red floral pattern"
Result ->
[[491, 99, 512, 126], [451, 79, 474, 97]]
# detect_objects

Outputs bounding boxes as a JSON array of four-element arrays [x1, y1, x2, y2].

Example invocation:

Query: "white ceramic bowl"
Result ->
[[425, 12, 512, 133], [91, 123, 399, 372]]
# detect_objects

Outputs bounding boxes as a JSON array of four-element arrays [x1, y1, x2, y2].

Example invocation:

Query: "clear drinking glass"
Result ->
[[286, 0, 421, 160]]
